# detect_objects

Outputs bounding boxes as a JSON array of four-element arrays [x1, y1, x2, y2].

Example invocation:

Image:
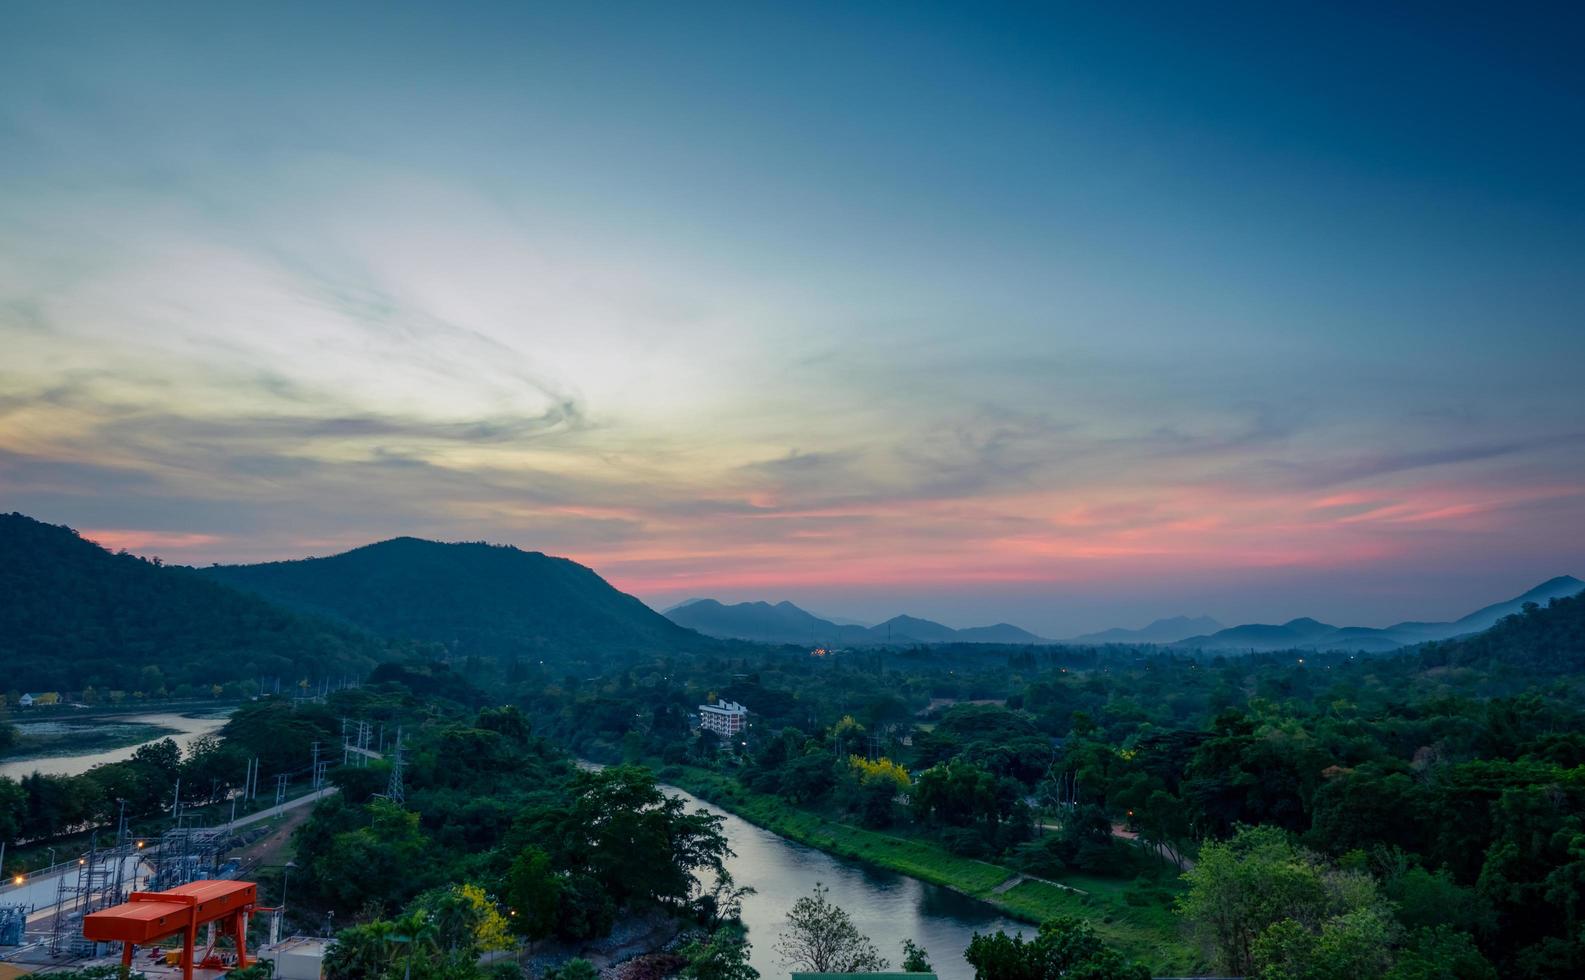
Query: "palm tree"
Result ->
[[394, 909, 440, 980]]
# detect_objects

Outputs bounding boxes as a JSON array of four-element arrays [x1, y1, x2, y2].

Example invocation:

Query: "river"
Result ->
[[665, 784, 1026, 980], [0, 710, 232, 780]]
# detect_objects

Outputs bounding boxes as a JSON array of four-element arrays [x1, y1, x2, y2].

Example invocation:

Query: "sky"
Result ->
[[2, 3, 1583, 636]]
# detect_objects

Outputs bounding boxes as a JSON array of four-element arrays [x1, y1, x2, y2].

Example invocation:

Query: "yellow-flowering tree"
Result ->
[[848, 755, 911, 791], [456, 883, 514, 953]]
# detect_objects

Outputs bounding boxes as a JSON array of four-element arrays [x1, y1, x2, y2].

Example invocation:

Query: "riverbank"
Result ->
[[0, 707, 234, 780], [657, 764, 1201, 975], [2, 717, 182, 762]]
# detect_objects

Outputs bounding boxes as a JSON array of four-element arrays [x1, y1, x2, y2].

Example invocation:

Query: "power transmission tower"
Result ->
[[385, 727, 405, 805]]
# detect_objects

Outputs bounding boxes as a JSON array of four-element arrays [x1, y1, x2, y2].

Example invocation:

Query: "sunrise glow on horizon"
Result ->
[[3, 3, 1583, 635]]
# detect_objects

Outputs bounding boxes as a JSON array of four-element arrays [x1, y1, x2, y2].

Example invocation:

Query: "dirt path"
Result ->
[[990, 873, 1087, 895]]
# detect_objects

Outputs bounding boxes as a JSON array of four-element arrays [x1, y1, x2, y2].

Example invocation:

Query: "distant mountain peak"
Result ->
[[1523, 574, 1582, 595]]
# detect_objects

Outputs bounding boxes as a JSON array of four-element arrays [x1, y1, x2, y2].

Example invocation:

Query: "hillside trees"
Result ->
[[964, 918, 1149, 980]]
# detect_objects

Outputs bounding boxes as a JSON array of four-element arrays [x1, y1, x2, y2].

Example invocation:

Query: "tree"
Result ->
[[298, 798, 433, 914], [1177, 827, 1337, 974], [525, 765, 730, 911], [543, 959, 597, 980], [680, 926, 760, 980], [697, 869, 755, 930], [324, 919, 400, 980], [901, 939, 932, 973], [413, 883, 512, 956], [774, 883, 888, 972], [505, 847, 560, 942], [964, 918, 1148, 980], [1385, 927, 1496, 980], [1250, 905, 1396, 980]]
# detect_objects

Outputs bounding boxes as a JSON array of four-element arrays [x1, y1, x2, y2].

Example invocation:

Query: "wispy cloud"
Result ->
[[2, 2, 1583, 632]]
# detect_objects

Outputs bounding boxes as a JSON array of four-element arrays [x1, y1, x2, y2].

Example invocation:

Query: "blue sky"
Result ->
[[2, 2, 1582, 634]]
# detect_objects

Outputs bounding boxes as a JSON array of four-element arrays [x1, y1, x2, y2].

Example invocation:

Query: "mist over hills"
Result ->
[[668, 578, 1584, 653], [1170, 575, 1585, 652], [665, 598, 1047, 646], [1066, 615, 1225, 645]]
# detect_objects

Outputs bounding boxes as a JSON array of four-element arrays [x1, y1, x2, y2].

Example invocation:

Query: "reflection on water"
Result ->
[[664, 784, 1026, 980], [0, 711, 232, 779]]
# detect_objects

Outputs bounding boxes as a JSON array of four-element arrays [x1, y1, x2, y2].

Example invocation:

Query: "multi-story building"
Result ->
[[698, 699, 749, 737]]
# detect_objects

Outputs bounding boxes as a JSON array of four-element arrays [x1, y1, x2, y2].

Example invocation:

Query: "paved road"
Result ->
[[0, 787, 338, 914], [228, 786, 338, 831]]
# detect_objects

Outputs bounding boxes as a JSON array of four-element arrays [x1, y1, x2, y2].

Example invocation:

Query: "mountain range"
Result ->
[[1066, 615, 1225, 645], [7, 508, 1580, 697], [665, 599, 1045, 646], [2, 513, 710, 691], [666, 577, 1585, 652], [1168, 575, 1585, 652]]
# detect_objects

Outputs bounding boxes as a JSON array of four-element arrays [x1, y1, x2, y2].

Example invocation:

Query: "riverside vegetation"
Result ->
[[525, 594, 1585, 979], [5, 514, 1584, 978]]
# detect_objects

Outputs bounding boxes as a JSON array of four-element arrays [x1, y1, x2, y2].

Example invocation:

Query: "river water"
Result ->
[[665, 785, 1026, 980], [0, 711, 232, 780]]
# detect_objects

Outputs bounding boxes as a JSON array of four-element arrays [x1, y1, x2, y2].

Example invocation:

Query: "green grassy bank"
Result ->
[[657, 764, 1202, 975]]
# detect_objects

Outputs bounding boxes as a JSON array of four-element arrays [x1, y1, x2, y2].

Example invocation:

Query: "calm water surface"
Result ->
[[665, 784, 1027, 980], [0, 711, 232, 780]]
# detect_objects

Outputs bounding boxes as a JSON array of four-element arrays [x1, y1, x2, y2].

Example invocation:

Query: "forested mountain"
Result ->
[[204, 537, 705, 662], [1418, 588, 1585, 674], [0, 513, 386, 692], [666, 597, 1050, 646]]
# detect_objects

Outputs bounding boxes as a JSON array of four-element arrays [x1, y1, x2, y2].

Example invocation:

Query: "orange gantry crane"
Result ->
[[82, 879, 258, 980]]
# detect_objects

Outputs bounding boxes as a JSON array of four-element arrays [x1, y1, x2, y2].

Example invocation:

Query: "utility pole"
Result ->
[[172, 778, 181, 823], [274, 773, 287, 807], [385, 727, 405, 805], [311, 741, 321, 789]]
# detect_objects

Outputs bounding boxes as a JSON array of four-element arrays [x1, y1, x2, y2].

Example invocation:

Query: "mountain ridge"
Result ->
[[0, 512, 386, 691], [667, 578, 1584, 652], [1066, 615, 1225, 645], [665, 598, 1052, 646], [203, 536, 706, 661], [1172, 575, 1585, 652]]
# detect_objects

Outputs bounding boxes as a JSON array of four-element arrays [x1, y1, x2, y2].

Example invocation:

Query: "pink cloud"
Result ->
[[82, 528, 228, 554]]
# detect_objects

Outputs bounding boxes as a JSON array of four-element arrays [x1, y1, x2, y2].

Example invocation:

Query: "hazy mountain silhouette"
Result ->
[[1066, 615, 1224, 645], [1172, 576, 1584, 652], [666, 598, 1051, 646], [205, 537, 703, 660]]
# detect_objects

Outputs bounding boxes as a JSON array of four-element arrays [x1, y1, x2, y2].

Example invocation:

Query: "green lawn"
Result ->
[[659, 765, 1202, 975]]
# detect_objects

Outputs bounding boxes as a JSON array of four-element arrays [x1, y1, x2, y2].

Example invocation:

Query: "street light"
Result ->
[[282, 860, 296, 910]]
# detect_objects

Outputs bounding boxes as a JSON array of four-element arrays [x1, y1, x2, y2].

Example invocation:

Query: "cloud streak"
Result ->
[[2, 3, 1583, 633]]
